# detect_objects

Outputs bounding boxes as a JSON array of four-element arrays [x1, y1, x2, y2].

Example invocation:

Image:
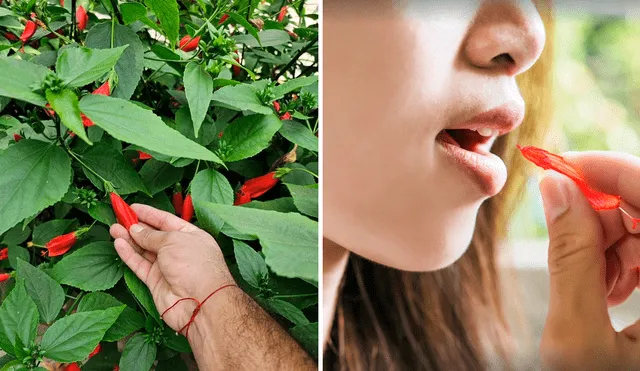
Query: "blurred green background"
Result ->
[[509, 14, 640, 241]]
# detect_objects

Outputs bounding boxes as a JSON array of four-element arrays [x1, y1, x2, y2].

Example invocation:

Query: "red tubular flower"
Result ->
[[20, 20, 37, 44], [0, 273, 10, 283], [218, 13, 229, 25], [273, 101, 281, 112], [279, 112, 291, 121], [234, 172, 280, 205], [13, 134, 22, 142], [277, 5, 288, 22], [0, 248, 7, 261], [178, 35, 200, 52], [89, 344, 101, 358], [80, 82, 110, 127], [76, 6, 88, 31], [517, 145, 621, 210], [59, 0, 64, 6], [172, 192, 183, 216], [4, 32, 17, 41], [63, 363, 81, 371], [45, 231, 78, 257], [137, 151, 152, 160], [181, 194, 194, 221], [113, 366, 120, 371], [110, 192, 139, 229], [234, 189, 252, 206], [81, 113, 94, 127], [44, 103, 55, 117], [287, 30, 298, 40]]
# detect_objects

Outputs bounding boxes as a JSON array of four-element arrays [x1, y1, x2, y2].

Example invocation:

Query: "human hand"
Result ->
[[109, 204, 235, 334], [538, 151, 640, 370]]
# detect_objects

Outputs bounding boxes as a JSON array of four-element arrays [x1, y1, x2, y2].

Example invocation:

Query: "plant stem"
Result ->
[[274, 39, 317, 80], [289, 167, 317, 178], [65, 147, 112, 185], [272, 293, 315, 299], [109, 0, 124, 25], [66, 292, 85, 315], [71, 0, 77, 40]]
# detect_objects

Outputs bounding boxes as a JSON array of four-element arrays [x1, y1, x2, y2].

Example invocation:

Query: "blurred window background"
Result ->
[[507, 5, 640, 366]]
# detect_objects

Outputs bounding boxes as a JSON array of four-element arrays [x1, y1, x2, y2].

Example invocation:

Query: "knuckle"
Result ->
[[547, 230, 593, 273]]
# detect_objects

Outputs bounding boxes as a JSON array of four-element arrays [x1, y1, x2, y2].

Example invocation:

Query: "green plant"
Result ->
[[0, 0, 318, 368]]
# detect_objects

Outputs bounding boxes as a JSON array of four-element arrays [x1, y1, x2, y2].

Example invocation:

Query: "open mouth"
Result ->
[[436, 129, 496, 154]]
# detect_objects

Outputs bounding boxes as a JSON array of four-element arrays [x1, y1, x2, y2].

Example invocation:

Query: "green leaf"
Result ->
[[56, 46, 128, 87], [233, 240, 268, 289], [0, 140, 72, 236], [244, 197, 297, 213], [211, 84, 272, 114], [191, 168, 234, 235], [279, 120, 318, 152], [80, 95, 223, 164], [0, 58, 49, 106], [32, 219, 75, 245], [6, 246, 28, 270], [80, 141, 146, 195], [120, 2, 147, 25], [223, 114, 282, 162], [139, 159, 184, 195], [198, 203, 318, 283], [85, 23, 145, 100], [119, 333, 157, 371], [51, 241, 124, 291], [282, 163, 315, 185], [285, 183, 317, 218], [191, 169, 234, 205], [272, 76, 318, 99], [0, 281, 38, 356], [227, 12, 261, 46], [1, 225, 31, 246], [40, 306, 125, 362], [88, 202, 117, 226], [124, 268, 161, 324], [81, 342, 120, 371], [259, 297, 309, 326], [46, 89, 91, 145], [144, 0, 179, 46], [290, 322, 318, 358], [184, 62, 213, 137], [16, 259, 64, 324], [77, 292, 145, 342], [233, 29, 290, 47], [163, 327, 190, 352]]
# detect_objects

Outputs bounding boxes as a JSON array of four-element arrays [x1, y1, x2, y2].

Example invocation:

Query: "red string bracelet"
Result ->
[[161, 283, 238, 338]]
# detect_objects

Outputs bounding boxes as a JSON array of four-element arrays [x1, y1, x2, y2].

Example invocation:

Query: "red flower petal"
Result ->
[[517, 145, 621, 210]]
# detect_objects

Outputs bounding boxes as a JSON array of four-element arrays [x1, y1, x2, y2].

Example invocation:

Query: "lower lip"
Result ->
[[435, 132, 507, 196]]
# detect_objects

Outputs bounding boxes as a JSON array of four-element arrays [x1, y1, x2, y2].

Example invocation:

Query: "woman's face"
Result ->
[[324, 0, 546, 271]]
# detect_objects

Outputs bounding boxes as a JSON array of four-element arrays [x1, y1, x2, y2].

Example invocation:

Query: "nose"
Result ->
[[463, 0, 546, 76]]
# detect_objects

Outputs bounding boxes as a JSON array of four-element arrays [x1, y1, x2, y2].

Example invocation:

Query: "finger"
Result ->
[[114, 238, 153, 285], [130, 204, 198, 232], [563, 151, 640, 207], [540, 171, 609, 326], [128, 224, 172, 253], [607, 267, 639, 307], [620, 201, 640, 235], [109, 223, 157, 263]]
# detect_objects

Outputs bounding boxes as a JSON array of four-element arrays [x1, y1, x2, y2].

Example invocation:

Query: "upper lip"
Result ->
[[446, 101, 525, 136]]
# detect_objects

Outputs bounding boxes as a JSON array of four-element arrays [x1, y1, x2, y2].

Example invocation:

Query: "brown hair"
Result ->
[[324, 4, 554, 370]]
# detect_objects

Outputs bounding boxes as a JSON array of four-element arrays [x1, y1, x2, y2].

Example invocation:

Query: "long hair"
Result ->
[[324, 4, 554, 370]]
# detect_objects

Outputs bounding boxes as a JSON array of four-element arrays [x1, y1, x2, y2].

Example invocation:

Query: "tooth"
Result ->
[[477, 127, 493, 137]]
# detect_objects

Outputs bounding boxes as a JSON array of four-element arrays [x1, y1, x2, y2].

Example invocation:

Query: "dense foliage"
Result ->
[[0, 0, 318, 369]]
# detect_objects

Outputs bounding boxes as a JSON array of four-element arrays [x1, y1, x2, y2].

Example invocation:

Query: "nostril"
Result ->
[[491, 53, 515, 67]]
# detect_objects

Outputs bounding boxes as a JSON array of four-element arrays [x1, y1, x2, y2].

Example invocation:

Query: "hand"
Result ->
[[109, 204, 235, 334], [538, 151, 640, 370]]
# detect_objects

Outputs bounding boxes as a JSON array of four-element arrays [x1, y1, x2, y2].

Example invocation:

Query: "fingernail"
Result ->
[[130, 224, 143, 233], [540, 171, 570, 221]]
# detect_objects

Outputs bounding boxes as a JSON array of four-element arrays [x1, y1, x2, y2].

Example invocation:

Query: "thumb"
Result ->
[[129, 224, 166, 253], [540, 171, 609, 325]]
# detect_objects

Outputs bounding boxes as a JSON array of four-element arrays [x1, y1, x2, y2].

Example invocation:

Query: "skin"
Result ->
[[110, 204, 316, 371], [323, 0, 640, 368], [324, 0, 545, 341]]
